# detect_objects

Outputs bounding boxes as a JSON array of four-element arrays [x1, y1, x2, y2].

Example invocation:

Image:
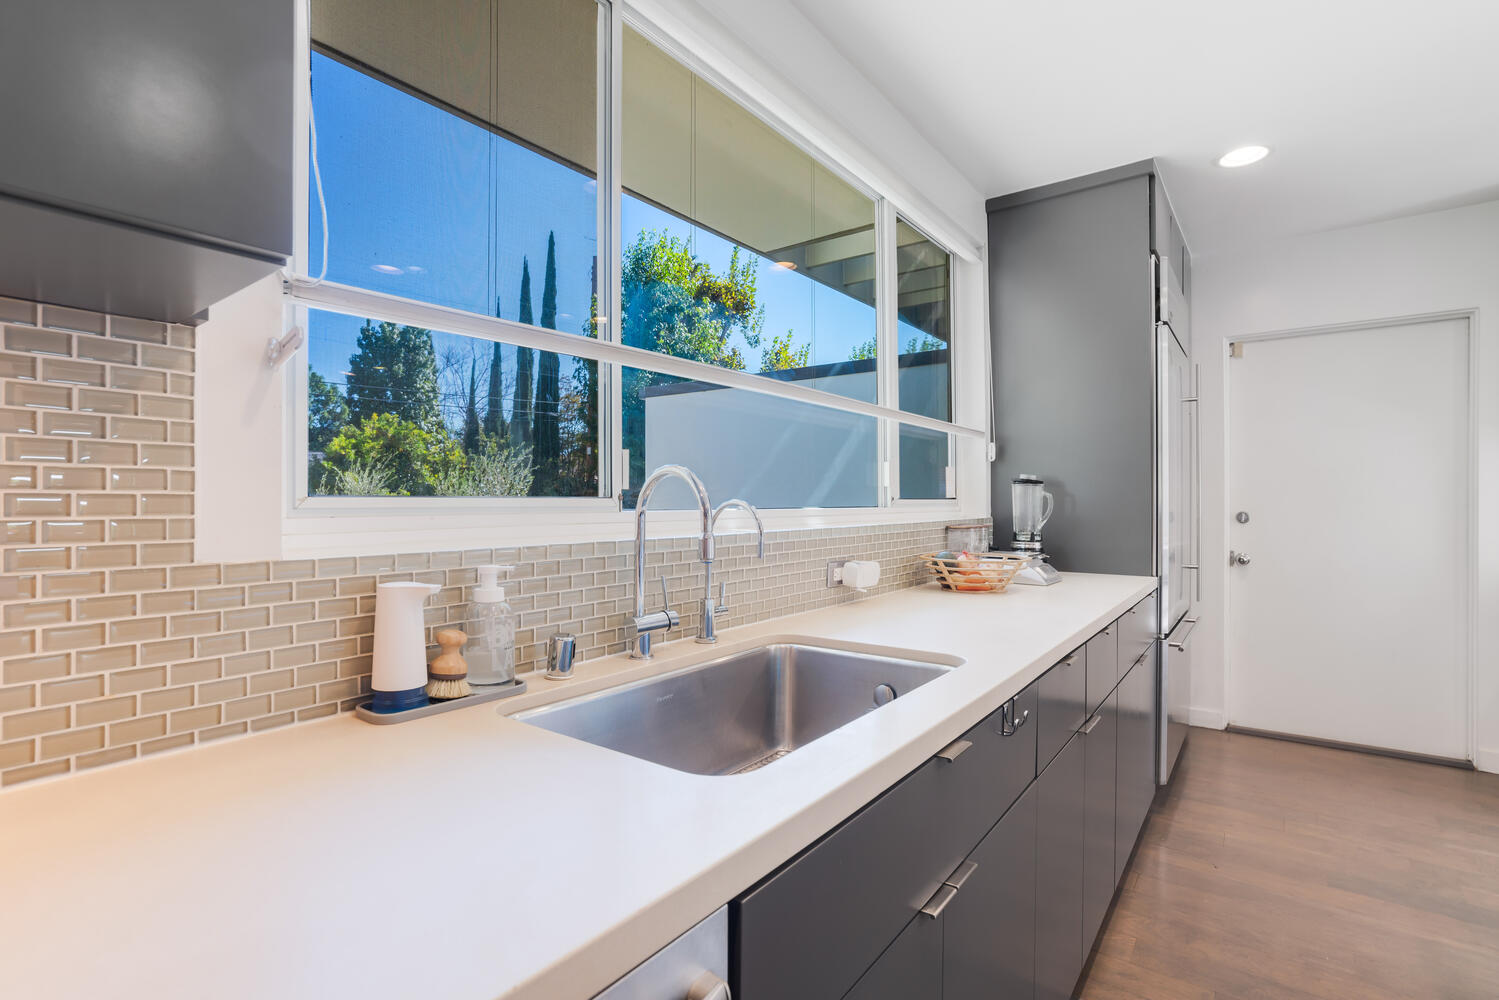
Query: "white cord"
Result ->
[[288, 71, 330, 288]]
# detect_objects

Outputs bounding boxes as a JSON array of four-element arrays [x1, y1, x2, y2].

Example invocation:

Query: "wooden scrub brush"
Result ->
[[426, 628, 472, 700]]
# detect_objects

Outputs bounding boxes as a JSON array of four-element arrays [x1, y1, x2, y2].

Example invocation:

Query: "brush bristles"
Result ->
[[426, 676, 472, 700]]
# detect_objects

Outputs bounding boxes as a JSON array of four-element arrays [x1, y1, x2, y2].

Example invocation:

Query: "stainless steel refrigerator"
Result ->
[[1155, 252, 1198, 786], [987, 159, 1199, 787]]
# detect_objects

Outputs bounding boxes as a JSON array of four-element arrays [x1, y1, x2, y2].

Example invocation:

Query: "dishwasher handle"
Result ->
[[686, 973, 731, 1000]]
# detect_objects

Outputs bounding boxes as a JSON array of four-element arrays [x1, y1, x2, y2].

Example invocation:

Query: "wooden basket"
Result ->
[[919, 553, 1028, 593]]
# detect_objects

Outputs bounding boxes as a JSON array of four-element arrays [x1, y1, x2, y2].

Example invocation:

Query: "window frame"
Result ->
[[283, 0, 981, 531]]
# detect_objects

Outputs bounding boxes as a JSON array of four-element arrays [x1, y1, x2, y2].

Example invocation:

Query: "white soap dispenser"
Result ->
[[466, 565, 517, 687]]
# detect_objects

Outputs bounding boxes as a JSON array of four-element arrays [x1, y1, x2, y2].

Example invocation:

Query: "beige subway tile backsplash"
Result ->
[[1, 298, 970, 789]]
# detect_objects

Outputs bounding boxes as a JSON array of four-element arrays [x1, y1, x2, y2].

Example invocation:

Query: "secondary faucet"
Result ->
[[700, 498, 766, 644], [631, 465, 714, 659]]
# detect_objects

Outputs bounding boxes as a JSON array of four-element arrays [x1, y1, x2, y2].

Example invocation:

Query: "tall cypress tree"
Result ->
[[483, 295, 506, 442], [532, 233, 562, 494], [512, 258, 535, 449], [462, 356, 482, 454]]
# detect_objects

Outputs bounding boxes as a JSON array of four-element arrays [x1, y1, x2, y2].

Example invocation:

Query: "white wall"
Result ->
[[1192, 199, 1499, 772]]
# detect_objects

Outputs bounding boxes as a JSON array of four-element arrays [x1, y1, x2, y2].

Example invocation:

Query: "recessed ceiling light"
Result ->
[[370, 263, 402, 274], [773, 261, 798, 270], [1217, 145, 1270, 168]]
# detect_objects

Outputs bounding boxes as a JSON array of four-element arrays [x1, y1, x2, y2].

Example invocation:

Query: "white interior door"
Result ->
[[1227, 317, 1469, 760]]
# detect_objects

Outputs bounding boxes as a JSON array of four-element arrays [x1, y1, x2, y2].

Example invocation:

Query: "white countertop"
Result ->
[[0, 573, 1154, 1000]]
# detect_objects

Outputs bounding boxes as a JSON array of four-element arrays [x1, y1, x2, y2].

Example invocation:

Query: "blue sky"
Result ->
[[308, 52, 903, 427]]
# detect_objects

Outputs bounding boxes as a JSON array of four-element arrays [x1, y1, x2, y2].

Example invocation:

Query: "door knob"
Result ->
[[1230, 551, 1251, 566]]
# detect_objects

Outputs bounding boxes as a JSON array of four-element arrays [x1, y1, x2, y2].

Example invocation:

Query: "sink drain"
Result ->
[[873, 683, 897, 706]]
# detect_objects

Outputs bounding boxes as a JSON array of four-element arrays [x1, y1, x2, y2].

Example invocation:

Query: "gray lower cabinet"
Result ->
[[1034, 733, 1085, 1000], [1081, 691, 1119, 952], [1037, 646, 1087, 770], [843, 911, 944, 1000], [944, 784, 1038, 1000], [733, 601, 1161, 1000], [1085, 624, 1119, 716], [1114, 649, 1157, 882], [733, 687, 1037, 1000]]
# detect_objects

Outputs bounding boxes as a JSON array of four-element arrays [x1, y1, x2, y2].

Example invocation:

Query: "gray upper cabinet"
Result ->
[[0, 0, 293, 322], [987, 161, 1189, 578]]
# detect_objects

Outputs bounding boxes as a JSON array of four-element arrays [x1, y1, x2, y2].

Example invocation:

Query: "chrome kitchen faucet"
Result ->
[[629, 467, 765, 658]]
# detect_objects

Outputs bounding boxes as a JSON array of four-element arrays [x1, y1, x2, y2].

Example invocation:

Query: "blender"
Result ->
[[1006, 474, 1061, 585]]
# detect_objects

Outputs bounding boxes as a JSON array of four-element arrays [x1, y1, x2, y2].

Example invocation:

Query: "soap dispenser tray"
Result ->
[[355, 679, 528, 725]]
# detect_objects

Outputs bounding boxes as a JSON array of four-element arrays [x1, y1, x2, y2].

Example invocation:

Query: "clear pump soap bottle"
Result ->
[[466, 565, 516, 687]]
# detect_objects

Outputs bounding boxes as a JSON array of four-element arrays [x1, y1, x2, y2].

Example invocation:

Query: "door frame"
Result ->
[[1222, 309, 1478, 763]]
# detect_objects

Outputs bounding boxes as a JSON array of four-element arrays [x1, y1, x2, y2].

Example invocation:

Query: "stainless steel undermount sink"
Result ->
[[514, 643, 954, 776]]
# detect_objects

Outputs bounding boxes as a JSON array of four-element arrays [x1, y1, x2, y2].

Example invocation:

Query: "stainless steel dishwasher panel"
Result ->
[[593, 906, 729, 1000]]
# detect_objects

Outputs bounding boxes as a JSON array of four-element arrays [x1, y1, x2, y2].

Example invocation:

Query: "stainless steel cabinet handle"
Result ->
[[1079, 715, 1101, 735], [686, 972, 731, 1000], [944, 860, 979, 890], [1000, 698, 1030, 737], [935, 739, 973, 763], [919, 884, 958, 919]]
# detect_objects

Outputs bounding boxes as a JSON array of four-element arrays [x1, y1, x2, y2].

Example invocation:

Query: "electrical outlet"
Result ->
[[826, 558, 851, 587]]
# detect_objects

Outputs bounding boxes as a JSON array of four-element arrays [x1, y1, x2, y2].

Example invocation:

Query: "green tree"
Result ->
[[513, 258, 535, 450], [848, 337, 877, 361], [307, 370, 349, 453], [905, 334, 946, 353], [532, 232, 562, 494], [345, 321, 442, 433], [429, 434, 533, 498], [461, 356, 482, 454], [322, 412, 464, 496], [761, 330, 811, 372], [619, 230, 772, 494], [484, 295, 507, 442]]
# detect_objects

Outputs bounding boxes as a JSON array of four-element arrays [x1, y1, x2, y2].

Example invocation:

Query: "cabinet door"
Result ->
[[1085, 624, 1119, 716], [1081, 691, 1118, 954], [944, 784, 1037, 1000], [1037, 647, 1087, 771], [1114, 650, 1158, 882], [734, 757, 947, 1000], [843, 910, 943, 1000], [0, 0, 293, 257], [1034, 734, 1085, 1000]]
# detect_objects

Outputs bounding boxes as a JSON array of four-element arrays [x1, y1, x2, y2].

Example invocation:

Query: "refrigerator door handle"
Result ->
[[1168, 616, 1200, 651]]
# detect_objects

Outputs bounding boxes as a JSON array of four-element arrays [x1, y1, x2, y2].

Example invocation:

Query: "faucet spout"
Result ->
[[698, 498, 766, 644], [632, 465, 714, 659]]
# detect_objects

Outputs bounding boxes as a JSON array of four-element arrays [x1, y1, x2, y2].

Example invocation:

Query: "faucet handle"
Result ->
[[659, 575, 675, 632], [713, 580, 729, 618]]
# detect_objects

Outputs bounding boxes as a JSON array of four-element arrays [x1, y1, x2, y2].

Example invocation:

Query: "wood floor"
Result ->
[[1080, 728, 1499, 1000]]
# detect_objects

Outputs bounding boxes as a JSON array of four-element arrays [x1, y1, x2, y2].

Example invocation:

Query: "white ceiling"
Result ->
[[787, 0, 1499, 255]]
